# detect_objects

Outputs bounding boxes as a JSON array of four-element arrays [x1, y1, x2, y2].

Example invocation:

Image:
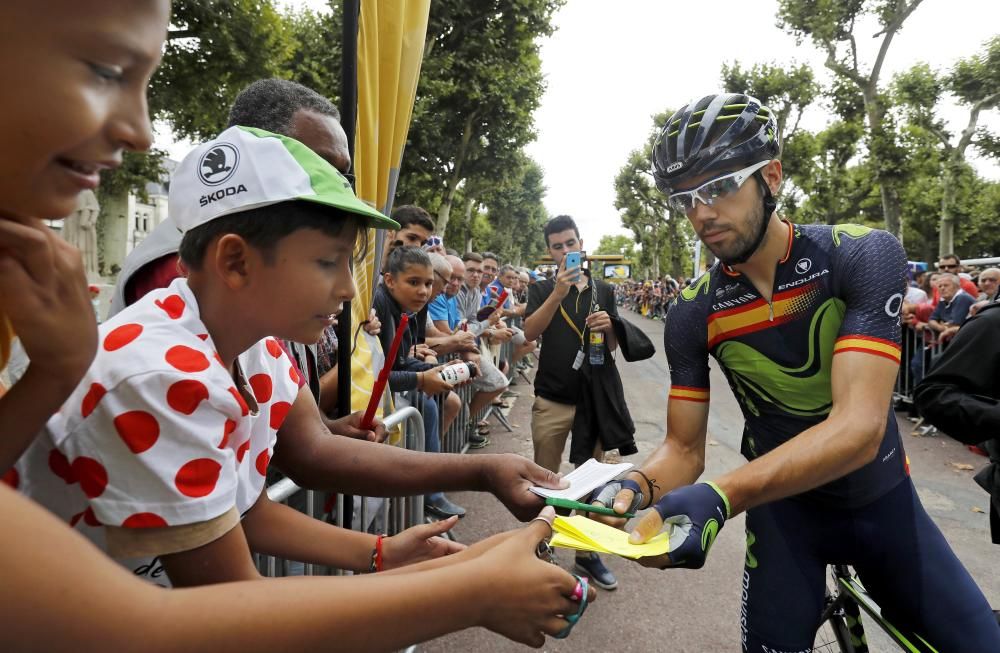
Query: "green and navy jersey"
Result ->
[[665, 222, 908, 507]]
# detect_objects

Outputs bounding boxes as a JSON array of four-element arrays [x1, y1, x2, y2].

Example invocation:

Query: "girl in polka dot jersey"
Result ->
[[0, 4, 595, 647]]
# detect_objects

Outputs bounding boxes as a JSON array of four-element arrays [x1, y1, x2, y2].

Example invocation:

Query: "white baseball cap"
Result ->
[[168, 126, 398, 233]]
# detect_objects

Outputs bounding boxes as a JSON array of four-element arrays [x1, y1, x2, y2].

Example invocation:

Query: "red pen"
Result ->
[[361, 313, 408, 430]]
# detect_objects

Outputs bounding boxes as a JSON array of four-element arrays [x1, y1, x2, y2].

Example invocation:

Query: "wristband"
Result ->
[[628, 470, 659, 509], [368, 534, 385, 573]]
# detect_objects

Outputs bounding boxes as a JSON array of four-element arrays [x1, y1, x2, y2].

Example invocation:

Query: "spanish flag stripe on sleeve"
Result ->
[[669, 386, 710, 402], [833, 335, 901, 364]]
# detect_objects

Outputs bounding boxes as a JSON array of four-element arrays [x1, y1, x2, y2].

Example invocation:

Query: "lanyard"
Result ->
[[559, 279, 597, 345]]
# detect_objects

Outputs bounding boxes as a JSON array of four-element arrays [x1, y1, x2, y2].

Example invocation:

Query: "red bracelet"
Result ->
[[375, 534, 385, 572]]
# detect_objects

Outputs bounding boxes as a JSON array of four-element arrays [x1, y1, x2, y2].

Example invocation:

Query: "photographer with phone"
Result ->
[[523, 215, 622, 590]]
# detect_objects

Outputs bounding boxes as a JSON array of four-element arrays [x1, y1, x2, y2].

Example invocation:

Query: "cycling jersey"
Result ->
[[665, 222, 909, 507]]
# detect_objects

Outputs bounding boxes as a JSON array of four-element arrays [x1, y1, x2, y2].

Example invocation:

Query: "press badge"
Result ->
[[572, 348, 585, 370]]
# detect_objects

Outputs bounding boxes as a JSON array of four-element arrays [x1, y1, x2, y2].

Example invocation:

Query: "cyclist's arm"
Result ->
[[714, 349, 897, 515], [625, 397, 709, 504]]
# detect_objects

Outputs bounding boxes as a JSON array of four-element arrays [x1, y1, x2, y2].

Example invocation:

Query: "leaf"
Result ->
[[949, 462, 975, 471], [972, 506, 986, 514], [708, 440, 720, 447]]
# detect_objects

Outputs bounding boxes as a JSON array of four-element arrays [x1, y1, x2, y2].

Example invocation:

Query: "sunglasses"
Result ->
[[668, 160, 771, 214]]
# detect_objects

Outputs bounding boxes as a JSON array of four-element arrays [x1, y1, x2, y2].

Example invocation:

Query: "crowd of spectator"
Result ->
[[614, 276, 688, 320]]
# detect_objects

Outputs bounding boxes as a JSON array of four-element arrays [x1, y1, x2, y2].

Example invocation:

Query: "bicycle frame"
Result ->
[[824, 565, 941, 653]]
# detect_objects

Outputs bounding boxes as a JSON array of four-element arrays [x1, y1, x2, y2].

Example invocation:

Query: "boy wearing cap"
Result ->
[[13, 127, 462, 585]]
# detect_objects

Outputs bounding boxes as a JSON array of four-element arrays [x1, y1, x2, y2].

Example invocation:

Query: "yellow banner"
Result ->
[[350, 0, 431, 419]]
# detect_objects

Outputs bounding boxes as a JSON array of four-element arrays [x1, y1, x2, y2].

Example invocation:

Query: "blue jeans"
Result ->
[[421, 395, 444, 503]]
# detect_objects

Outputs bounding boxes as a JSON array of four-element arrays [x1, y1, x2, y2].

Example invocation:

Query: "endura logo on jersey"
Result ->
[[794, 257, 812, 274], [777, 268, 829, 292], [198, 143, 239, 186]]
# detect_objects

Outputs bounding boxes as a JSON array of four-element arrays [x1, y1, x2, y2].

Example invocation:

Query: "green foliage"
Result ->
[[152, 0, 297, 141], [97, 149, 168, 206], [594, 234, 637, 260], [396, 0, 561, 235], [613, 113, 693, 279]]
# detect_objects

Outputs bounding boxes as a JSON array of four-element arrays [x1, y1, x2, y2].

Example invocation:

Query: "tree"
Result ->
[[778, 0, 926, 241], [594, 234, 637, 260], [614, 113, 693, 279], [893, 36, 1000, 255], [465, 156, 549, 265], [397, 0, 562, 235], [151, 0, 297, 142]]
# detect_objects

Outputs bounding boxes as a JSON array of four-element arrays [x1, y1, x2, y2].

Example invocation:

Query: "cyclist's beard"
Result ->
[[708, 174, 777, 266]]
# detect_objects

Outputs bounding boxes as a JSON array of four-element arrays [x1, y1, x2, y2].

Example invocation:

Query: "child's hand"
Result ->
[[471, 507, 597, 646], [420, 367, 453, 396], [363, 309, 381, 336], [382, 516, 464, 569], [0, 216, 96, 387]]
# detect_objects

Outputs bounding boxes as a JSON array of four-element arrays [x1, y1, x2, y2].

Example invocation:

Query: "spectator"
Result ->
[[429, 255, 510, 445], [384, 205, 435, 259], [523, 215, 621, 591], [972, 267, 999, 314], [481, 252, 500, 291], [373, 246, 467, 520], [930, 273, 976, 343], [936, 254, 980, 299], [915, 300, 1000, 543]]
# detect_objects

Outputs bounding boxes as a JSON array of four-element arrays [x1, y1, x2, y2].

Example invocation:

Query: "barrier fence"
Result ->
[[255, 405, 425, 578], [894, 325, 946, 435]]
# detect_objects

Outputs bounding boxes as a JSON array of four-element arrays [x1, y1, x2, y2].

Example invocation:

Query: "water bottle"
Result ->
[[589, 330, 605, 366], [439, 361, 479, 384]]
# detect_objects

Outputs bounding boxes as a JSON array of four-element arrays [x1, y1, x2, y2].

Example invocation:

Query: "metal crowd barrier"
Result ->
[[255, 405, 426, 578], [894, 326, 945, 435]]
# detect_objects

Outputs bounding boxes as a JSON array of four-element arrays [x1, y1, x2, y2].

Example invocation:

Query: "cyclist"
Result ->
[[592, 93, 1000, 651]]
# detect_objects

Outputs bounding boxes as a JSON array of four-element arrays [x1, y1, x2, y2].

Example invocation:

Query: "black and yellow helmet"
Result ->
[[652, 93, 779, 195]]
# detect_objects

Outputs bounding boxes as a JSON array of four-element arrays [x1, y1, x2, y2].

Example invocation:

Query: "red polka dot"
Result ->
[[48, 449, 76, 484], [214, 353, 225, 367], [103, 323, 143, 351], [113, 411, 160, 454], [174, 458, 222, 498], [164, 345, 210, 372], [122, 512, 168, 529], [289, 366, 301, 385], [197, 333, 210, 341], [166, 379, 209, 415], [80, 383, 107, 418], [228, 387, 249, 416], [71, 457, 108, 499], [154, 294, 186, 319], [265, 339, 283, 358], [2, 467, 19, 489], [219, 419, 237, 449], [255, 449, 271, 476], [236, 439, 251, 463], [269, 401, 292, 430], [249, 374, 273, 403]]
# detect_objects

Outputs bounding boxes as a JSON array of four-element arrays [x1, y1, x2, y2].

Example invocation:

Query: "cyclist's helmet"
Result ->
[[652, 93, 779, 195]]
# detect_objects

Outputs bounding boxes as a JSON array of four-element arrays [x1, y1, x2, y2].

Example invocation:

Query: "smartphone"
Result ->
[[564, 251, 582, 281]]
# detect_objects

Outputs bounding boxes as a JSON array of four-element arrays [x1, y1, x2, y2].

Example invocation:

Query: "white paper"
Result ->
[[530, 458, 634, 501]]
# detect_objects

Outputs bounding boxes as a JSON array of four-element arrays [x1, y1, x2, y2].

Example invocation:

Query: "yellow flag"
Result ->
[[350, 0, 431, 422]]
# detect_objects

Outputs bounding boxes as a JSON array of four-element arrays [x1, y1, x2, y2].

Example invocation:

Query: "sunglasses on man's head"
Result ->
[[668, 160, 771, 214]]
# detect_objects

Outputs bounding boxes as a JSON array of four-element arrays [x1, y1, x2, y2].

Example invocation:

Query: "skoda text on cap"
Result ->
[[169, 126, 399, 234]]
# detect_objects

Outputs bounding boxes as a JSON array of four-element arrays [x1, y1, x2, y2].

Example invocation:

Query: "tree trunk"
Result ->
[[939, 160, 960, 256], [462, 196, 475, 253], [436, 113, 476, 236], [865, 93, 904, 243]]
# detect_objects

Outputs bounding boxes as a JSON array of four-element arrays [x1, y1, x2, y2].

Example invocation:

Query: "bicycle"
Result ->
[[814, 564, 940, 653]]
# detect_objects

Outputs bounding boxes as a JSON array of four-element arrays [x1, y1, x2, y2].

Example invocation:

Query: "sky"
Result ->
[[158, 0, 1000, 247]]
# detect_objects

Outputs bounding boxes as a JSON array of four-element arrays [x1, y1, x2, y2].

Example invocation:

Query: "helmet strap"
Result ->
[[722, 170, 776, 266]]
